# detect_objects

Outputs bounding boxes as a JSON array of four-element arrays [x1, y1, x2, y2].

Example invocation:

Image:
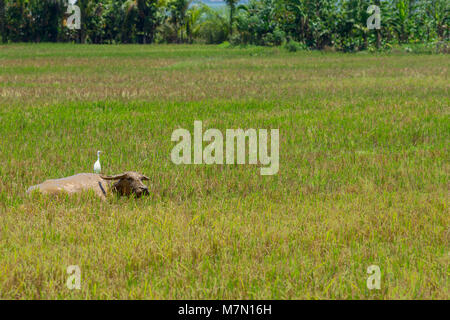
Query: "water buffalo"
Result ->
[[27, 171, 150, 199]]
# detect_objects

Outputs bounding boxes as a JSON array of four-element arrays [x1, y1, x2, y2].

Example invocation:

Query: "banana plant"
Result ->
[[423, 0, 449, 40]]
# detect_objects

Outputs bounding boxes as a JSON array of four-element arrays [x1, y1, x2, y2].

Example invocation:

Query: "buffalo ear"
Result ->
[[101, 173, 128, 180], [141, 175, 150, 181]]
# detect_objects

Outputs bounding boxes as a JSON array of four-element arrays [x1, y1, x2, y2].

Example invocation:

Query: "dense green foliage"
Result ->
[[0, 0, 448, 50]]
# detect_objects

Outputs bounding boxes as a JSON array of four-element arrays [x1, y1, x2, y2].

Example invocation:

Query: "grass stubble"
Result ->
[[0, 44, 448, 299]]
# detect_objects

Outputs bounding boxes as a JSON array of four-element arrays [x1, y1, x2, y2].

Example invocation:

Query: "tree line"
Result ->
[[0, 0, 448, 52]]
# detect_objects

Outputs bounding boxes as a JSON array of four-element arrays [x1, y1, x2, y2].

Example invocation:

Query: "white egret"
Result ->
[[94, 151, 102, 173]]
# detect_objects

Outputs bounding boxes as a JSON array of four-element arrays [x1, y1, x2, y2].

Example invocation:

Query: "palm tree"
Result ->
[[169, 0, 192, 43], [123, 0, 160, 43], [185, 3, 205, 43], [225, 0, 239, 37], [188, 3, 228, 44]]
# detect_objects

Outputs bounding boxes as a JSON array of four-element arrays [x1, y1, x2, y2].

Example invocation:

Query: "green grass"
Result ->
[[0, 44, 448, 299]]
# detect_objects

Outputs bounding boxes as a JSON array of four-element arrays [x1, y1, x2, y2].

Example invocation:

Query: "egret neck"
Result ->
[[94, 151, 102, 173]]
